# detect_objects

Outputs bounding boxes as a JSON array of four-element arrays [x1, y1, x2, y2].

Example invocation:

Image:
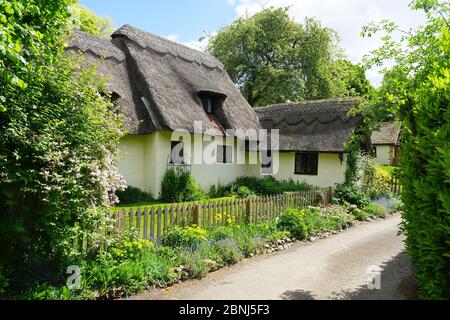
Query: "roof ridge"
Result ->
[[69, 29, 126, 62], [257, 97, 362, 110], [112, 24, 223, 71]]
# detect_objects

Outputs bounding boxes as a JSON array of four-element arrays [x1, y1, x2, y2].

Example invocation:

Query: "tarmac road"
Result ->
[[129, 215, 416, 300]]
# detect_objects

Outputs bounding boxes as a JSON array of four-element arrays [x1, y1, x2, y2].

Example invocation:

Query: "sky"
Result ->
[[79, 0, 427, 86]]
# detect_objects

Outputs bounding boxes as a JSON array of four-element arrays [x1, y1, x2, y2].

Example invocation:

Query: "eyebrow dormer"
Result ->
[[198, 91, 226, 115]]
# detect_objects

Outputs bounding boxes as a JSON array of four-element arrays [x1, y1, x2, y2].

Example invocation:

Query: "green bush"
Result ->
[[0, 55, 126, 293], [160, 170, 205, 203], [360, 0, 450, 298], [234, 186, 254, 198], [319, 206, 354, 230], [334, 184, 369, 208], [213, 239, 244, 264], [346, 204, 369, 221], [371, 196, 403, 214], [0, 264, 8, 298], [208, 183, 228, 198], [18, 283, 74, 301], [364, 203, 386, 219], [361, 157, 392, 199], [85, 250, 175, 298], [277, 209, 308, 239], [161, 225, 208, 248], [108, 231, 155, 262], [116, 186, 154, 205], [225, 176, 311, 196]]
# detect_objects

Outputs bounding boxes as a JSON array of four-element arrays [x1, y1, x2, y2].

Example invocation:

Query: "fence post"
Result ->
[[194, 204, 202, 227], [246, 198, 252, 223]]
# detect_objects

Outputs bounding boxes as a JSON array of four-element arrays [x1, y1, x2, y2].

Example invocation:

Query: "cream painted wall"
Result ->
[[118, 132, 347, 199], [117, 135, 145, 191], [118, 132, 171, 198], [250, 152, 347, 187], [375, 145, 392, 166], [119, 132, 259, 197]]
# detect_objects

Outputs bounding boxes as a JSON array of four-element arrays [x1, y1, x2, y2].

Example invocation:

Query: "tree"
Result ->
[[0, 0, 125, 294], [330, 59, 372, 97], [0, 0, 74, 112], [70, 3, 115, 38], [361, 0, 450, 299], [207, 8, 366, 107]]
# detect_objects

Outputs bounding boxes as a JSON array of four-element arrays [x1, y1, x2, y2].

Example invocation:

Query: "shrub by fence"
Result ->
[[76, 187, 336, 251]]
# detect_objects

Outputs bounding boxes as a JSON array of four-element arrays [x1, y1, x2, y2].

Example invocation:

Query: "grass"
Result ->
[[114, 196, 235, 211]]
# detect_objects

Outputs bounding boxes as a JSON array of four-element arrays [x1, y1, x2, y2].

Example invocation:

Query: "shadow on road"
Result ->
[[280, 252, 417, 300], [280, 290, 315, 300]]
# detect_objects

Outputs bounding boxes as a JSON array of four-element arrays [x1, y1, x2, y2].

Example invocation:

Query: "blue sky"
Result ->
[[79, 0, 236, 44], [80, 0, 426, 86]]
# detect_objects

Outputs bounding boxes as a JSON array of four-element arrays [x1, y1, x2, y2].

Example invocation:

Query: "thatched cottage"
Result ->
[[371, 122, 401, 166], [68, 25, 363, 198]]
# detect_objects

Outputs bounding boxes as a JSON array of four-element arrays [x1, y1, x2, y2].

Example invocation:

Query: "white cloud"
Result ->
[[183, 32, 217, 52], [226, 0, 427, 86], [164, 33, 180, 42]]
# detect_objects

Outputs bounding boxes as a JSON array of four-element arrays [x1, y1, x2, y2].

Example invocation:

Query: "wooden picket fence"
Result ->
[[74, 186, 336, 254], [107, 186, 336, 242], [389, 176, 402, 196]]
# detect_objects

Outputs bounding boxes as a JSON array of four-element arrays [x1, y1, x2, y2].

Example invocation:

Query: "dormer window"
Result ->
[[198, 91, 226, 115], [201, 96, 216, 114]]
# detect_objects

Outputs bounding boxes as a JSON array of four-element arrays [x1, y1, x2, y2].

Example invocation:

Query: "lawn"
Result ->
[[113, 196, 236, 211]]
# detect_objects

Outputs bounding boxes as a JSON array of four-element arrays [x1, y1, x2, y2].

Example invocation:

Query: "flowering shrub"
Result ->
[[109, 231, 155, 262], [0, 52, 126, 292], [334, 184, 369, 208], [277, 209, 308, 239], [213, 239, 244, 264], [361, 157, 392, 199], [215, 213, 237, 225], [161, 225, 208, 248]]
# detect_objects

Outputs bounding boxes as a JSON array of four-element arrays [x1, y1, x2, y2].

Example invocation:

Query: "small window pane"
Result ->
[[295, 152, 318, 175], [202, 96, 215, 114]]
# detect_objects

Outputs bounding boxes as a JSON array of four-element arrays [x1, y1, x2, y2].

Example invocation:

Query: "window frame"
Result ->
[[294, 152, 319, 175]]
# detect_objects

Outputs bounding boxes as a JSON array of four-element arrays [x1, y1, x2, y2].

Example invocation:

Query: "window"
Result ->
[[170, 141, 184, 164], [201, 96, 215, 114], [217, 145, 232, 164], [294, 152, 318, 175], [261, 150, 273, 174]]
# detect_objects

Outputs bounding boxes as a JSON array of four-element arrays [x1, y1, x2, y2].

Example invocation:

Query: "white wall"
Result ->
[[375, 145, 392, 166], [117, 135, 145, 191], [118, 132, 348, 198], [251, 152, 346, 187], [118, 132, 259, 197]]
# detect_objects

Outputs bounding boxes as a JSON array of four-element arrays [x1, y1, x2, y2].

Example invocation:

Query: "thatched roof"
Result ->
[[371, 122, 401, 145], [67, 25, 260, 136], [67, 28, 362, 152], [256, 98, 363, 152], [67, 30, 150, 134]]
